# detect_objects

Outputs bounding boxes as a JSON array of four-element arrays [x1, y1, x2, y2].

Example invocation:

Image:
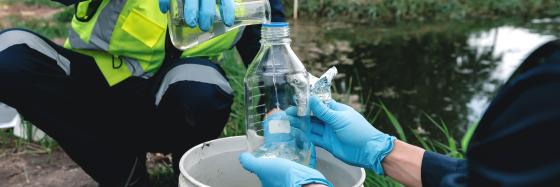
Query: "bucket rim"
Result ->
[[179, 136, 245, 187], [179, 135, 367, 187]]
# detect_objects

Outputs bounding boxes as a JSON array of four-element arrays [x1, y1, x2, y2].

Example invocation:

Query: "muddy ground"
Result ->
[[0, 2, 66, 44], [0, 135, 176, 187], [0, 136, 98, 187]]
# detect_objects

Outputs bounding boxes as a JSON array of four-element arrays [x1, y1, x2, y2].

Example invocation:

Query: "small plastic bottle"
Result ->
[[244, 22, 313, 165], [168, 0, 271, 50]]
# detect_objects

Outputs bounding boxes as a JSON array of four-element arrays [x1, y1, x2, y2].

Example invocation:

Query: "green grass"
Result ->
[[220, 49, 248, 137], [3, 0, 64, 8], [4, 14, 69, 39], [0, 126, 57, 156], [148, 162, 177, 187], [19, 120, 58, 153], [0, 1, 70, 38], [282, 0, 560, 24]]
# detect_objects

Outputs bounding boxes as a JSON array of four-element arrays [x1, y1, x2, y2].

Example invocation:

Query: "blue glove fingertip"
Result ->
[[184, 0, 199, 27], [158, 0, 170, 13], [239, 152, 259, 173], [220, 0, 235, 26], [198, 0, 216, 31], [198, 14, 213, 31], [309, 96, 335, 122]]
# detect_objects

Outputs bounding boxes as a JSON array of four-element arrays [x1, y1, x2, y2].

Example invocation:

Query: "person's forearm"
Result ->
[[382, 140, 425, 187]]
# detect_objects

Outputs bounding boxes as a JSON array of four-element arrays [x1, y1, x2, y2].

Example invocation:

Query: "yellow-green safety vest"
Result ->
[[64, 0, 242, 86]]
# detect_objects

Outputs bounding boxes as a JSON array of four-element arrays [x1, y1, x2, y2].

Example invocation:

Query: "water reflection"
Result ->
[[466, 26, 556, 123], [291, 20, 559, 141]]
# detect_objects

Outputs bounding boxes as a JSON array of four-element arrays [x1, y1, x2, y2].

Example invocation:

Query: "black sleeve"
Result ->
[[52, 0, 79, 6], [421, 151, 467, 187], [466, 40, 560, 186], [236, 0, 286, 66]]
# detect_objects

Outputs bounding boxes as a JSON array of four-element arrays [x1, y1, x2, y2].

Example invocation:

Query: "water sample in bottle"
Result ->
[[168, 0, 271, 50], [244, 22, 313, 165]]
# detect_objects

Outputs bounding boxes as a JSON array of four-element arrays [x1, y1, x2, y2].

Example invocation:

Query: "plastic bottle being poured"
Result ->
[[168, 0, 271, 50]]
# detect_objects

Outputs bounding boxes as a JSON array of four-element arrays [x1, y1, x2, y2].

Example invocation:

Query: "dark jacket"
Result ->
[[422, 40, 560, 187]]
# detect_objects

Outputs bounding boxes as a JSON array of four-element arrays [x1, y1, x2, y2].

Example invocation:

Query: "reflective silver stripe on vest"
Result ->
[[0, 30, 71, 75], [69, 0, 127, 51], [68, 0, 149, 78], [89, 0, 127, 51], [68, 28, 98, 50], [155, 64, 233, 106], [122, 57, 147, 77]]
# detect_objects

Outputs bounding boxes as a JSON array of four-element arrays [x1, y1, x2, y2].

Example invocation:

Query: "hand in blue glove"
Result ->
[[239, 152, 333, 187], [262, 110, 317, 168], [159, 0, 235, 31], [291, 96, 396, 175]]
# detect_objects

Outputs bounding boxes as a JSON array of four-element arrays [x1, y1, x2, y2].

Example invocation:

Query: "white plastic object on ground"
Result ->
[[0, 103, 19, 129], [0, 103, 48, 141]]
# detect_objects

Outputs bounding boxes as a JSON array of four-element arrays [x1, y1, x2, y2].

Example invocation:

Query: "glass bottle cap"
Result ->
[[263, 22, 289, 28]]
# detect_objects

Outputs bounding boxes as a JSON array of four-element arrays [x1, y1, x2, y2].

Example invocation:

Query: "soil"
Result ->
[[0, 3, 63, 28], [0, 137, 97, 187], [0, 3, 66, 45], [0, 135, 177, 187]]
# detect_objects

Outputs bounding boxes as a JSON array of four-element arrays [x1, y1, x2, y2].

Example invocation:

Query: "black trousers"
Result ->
[[0, 29, 233, 186]]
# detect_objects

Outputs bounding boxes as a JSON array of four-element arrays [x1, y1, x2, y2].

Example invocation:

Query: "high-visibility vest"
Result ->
[[64, 0, 242, 86]]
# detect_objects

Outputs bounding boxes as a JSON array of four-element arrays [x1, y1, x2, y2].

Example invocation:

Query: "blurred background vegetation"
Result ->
[[282, 0, 560, 24]]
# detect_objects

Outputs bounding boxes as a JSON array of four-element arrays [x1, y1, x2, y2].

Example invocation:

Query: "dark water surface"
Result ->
[[290, 19, 560, 141]]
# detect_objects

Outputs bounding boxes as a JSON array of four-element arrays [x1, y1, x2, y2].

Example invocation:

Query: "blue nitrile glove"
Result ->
[[158, 0, 235, 32], [239, 152, 333, 187], [263, 110, 317, 168], [159, 0, 170, 13], [289, 96, 396, 175]]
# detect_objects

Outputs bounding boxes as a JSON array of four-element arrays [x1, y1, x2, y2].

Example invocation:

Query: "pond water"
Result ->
[[289, 19, 560, 141]]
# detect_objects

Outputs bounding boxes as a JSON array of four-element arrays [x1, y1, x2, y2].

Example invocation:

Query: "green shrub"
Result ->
[[282, 0, 560, 24]]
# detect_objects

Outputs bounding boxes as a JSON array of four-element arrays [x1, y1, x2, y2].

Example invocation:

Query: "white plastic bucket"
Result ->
[[0, 103, 19, 129], [179, 136, 366, 187]]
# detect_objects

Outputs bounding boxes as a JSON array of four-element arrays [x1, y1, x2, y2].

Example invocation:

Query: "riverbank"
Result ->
[[283, 0, 560, 24]]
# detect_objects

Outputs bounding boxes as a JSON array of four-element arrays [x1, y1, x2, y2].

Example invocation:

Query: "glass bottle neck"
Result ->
[[260, 26, 291, 45]]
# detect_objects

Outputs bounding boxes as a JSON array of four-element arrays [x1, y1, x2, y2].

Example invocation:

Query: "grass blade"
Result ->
[[379, 102, 407, 142], [409, 127, 433, 152], [461, 121, 478, 153]]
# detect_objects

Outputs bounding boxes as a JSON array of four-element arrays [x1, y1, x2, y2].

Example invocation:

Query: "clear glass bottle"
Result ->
[[244, 22, 312, 165], [168, 0, 271, 50]]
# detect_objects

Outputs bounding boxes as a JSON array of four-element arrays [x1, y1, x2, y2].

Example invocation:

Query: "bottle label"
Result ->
[[268, 119, 291, 134]]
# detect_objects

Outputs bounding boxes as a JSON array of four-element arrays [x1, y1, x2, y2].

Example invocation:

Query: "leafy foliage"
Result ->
[[282, 0, 560, 24]]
